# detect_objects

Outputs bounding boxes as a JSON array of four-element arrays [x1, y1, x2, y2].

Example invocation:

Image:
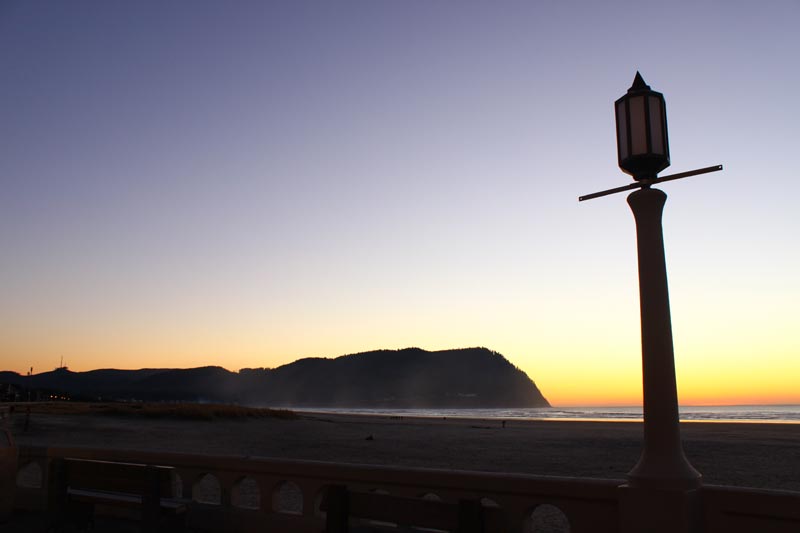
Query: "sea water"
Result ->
[[292, 405, 800, 423]]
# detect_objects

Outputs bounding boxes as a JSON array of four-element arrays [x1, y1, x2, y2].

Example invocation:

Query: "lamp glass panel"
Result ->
[[648, 95, 664, 155], [615, 100, 628, 160], [629, 95, 647, 155]]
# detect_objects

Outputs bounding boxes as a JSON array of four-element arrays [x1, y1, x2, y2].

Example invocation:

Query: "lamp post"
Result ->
[[580, 73, 722, 532]]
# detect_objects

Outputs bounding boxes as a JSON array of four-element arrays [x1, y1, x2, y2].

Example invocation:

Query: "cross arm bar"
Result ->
[[650, 164, 723, 185], [578, 164, 723, 202], [579, 182, 640, 202]]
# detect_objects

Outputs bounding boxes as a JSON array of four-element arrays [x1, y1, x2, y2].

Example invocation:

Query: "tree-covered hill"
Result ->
[[1, 347, 549, 408]]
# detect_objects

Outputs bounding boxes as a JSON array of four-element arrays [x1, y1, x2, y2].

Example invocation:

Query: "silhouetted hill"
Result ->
[[1, 348, 549, 408], [134, 367, 242, 402], [255, 348, 549, 407]]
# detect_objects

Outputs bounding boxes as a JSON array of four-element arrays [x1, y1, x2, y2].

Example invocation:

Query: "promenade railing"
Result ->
[[13, 445, 800, 532]]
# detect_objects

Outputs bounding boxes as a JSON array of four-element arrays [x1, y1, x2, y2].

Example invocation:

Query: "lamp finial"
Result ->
[[630, 72, 650, 92]]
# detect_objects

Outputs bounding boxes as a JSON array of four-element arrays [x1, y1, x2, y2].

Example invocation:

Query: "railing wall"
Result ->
[[15, 445, 620, 532], [13, 445, 800, 533], [701, 485, 800, 533]]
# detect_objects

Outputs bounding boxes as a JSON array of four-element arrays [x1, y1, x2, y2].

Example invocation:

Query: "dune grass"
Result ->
[[11, 401, 297, 420]]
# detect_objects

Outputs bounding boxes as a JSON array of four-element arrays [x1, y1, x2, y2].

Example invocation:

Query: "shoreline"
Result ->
[[290, 407, 800, 425]]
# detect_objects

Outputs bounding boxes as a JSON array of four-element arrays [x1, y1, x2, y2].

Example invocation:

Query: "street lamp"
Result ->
[[580, 73, 723, 496]]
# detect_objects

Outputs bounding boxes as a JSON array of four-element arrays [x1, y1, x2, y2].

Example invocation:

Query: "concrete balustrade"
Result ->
[[11, 444, 800, 532]]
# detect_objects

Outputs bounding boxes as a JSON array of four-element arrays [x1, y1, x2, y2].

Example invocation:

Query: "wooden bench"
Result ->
[[323, 484, 497, 533], [47, 457, 187, 532]]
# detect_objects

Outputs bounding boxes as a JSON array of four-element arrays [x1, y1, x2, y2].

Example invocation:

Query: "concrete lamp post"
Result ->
[[580, 73, 723, 533]]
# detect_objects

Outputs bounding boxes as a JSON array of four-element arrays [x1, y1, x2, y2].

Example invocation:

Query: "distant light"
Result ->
[[615, 72, 670, 180]]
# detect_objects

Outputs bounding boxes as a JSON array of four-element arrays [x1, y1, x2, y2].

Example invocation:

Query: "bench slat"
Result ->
[[64, 458, 175, 496], [324, 485, 485, 533], [68, 488, 188, 511]]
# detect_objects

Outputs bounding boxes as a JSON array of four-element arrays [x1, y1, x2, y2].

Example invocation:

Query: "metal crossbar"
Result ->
[[579, 165, 723, 202]]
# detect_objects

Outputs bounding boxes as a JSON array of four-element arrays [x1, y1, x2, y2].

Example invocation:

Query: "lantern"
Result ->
[[615, 72, 670, 181]]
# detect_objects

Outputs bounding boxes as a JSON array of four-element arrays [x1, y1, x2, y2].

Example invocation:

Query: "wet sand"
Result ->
[[10, 411, 800, 491]]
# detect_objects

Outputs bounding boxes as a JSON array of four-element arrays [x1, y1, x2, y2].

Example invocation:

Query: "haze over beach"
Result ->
[[2, 1, 799, 407]]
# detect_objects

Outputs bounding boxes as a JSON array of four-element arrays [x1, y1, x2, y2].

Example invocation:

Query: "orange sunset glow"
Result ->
[[2, 1, 799, 409]]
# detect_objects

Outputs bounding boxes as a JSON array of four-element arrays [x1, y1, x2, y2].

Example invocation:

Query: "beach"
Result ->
[[10, 410, 800, 492]]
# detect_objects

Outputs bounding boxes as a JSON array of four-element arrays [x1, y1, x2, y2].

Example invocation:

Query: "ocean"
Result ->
[[293, 405, 800, 423]]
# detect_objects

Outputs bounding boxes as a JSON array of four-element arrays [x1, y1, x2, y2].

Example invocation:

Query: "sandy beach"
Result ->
[[9, 410, 800, 492]]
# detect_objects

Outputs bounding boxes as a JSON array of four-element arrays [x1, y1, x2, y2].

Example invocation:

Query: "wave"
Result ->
[[291, 405, 800, 423]]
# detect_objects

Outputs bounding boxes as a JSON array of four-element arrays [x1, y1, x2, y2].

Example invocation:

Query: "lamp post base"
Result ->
[[627, 453, 701, 490]]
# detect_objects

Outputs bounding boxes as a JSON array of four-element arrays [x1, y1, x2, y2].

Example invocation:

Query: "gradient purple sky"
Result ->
[[2, 1, 798, 405]]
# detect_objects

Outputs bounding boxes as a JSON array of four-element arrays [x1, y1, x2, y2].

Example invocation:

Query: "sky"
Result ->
[[1, 1, 799, 407]]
